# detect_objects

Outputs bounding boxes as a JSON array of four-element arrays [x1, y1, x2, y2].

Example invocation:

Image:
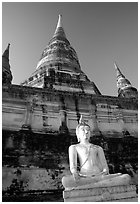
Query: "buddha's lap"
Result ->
[[62, 173, 130, 188]]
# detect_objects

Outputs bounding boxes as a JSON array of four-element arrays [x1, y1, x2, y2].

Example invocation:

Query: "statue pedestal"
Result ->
[[63, 184, 137, 202]]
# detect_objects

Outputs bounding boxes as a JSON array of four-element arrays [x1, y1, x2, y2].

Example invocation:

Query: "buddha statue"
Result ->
[[62, 115, 131, 190]]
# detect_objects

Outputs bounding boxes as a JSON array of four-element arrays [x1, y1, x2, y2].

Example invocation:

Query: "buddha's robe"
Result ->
[[69, 144, 109, 176], [62, 144, 131, 189]]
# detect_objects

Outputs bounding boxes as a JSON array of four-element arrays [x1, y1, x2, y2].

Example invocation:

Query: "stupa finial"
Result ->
[[57, 14, 63, 28], [114, 61, 124, 78], [2, 43, 10, 59], [53, 14, 66, 38]]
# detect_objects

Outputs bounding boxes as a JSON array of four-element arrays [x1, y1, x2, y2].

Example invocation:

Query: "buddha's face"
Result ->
[[78, 125, 91, 143]]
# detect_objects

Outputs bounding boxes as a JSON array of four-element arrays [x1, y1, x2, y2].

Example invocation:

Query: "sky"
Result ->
[[2, 2, 138, 96]]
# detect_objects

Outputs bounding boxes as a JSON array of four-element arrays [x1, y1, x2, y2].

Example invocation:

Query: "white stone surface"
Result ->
[[63, 184, 137, 202]]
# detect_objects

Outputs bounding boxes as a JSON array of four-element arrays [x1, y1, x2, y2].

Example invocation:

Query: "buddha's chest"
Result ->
[[76, 145, 98, 160]]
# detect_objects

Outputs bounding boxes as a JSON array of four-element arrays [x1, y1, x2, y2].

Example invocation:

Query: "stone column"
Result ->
[[59, 95, 68, 133], [22, 96, 37, 129], [73, 94, 80, 123], [89, 101, 101, 136], [117, 108, 125, 135], [42, 104, 48, 127]]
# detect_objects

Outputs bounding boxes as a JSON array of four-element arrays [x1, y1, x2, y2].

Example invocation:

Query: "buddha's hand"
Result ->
[[73, 172, 80, 182], [102, 169, 109, 175]]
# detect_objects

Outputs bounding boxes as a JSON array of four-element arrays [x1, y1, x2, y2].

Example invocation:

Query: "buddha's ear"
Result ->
[[77, 137, 80, 142], [76, 133, 80, 142]]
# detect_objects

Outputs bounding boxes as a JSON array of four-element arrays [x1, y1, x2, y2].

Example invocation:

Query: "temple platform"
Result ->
[[63, 184, 138, 202]]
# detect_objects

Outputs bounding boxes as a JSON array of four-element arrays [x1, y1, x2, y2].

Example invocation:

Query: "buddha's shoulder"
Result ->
[[69, 144, 78, 150], [91, 144, 102, 149]]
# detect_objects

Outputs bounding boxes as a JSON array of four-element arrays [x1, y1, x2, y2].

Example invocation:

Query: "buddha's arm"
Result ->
[[97, 147, 109, 174], [69, 145, 78, 174], [69, 145, 80, 181]]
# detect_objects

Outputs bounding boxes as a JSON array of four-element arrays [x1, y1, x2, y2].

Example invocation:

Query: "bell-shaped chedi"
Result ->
[[21, 15, 101, 95], [2, 43, 13, 85], [114, 62, 137, 98]]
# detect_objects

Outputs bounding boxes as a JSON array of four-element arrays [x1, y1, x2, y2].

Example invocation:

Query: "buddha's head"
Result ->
[[76, 115, 91, 142]]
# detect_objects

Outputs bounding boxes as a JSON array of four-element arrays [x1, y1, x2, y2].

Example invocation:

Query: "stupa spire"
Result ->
[[56, 14, 63, 30], [2, 43, 13, 85], [114, 62, 138, 98], [2, 43, 10, 60], [53, 14, 66, 38], [114, 62, 131, 87], [114, 61, 125, 78], [21, 15, 101, 95]]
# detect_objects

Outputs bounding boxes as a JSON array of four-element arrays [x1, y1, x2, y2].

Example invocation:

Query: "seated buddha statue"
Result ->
[[62, 115, 131, 190]]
